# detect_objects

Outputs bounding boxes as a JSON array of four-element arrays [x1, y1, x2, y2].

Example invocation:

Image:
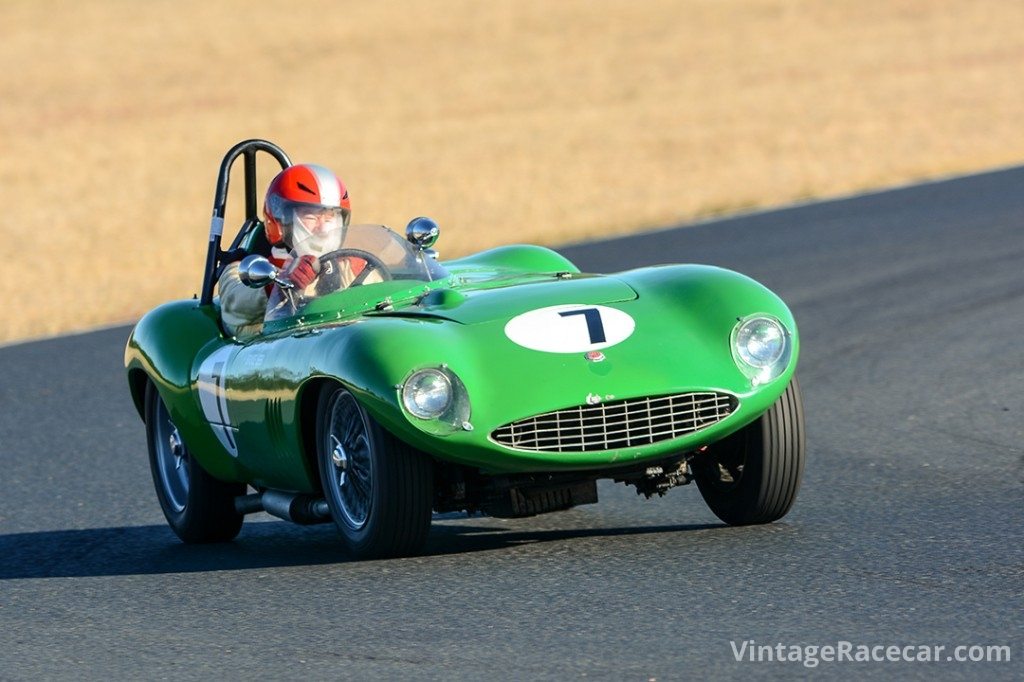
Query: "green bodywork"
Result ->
[[126, 240, 798, 494]]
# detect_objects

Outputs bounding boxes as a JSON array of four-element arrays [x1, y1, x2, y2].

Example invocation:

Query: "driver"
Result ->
[[219, 163, 365, 337]]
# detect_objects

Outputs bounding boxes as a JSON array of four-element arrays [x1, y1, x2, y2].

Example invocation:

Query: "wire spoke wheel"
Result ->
[[152, 400, 190, 513], [316, 384, 434, 559], [693, 377, 805, 525], [144, 383, 244, 543], [324, 392, 374, 530]]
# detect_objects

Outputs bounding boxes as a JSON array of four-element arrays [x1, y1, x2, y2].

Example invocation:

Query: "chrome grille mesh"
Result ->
[[491, 392, 737, 453]]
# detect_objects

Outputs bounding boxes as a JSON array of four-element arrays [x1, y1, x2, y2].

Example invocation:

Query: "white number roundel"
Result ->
[[504, 304, 635, 353]]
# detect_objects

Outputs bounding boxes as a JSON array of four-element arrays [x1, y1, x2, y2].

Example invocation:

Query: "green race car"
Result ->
[[125, 140, 805, 559]]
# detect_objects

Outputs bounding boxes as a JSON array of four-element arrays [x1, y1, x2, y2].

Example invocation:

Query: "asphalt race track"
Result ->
[[1, 168, 1022, 680]]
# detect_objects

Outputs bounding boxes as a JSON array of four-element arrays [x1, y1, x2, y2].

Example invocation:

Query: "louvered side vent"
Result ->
[[266, 397, 287, 451]]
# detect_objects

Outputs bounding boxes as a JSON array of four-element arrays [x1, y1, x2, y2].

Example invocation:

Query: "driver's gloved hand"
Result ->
[[285, 255, 319, 289]]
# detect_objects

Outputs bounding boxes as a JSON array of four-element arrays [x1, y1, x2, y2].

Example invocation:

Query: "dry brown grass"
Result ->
[[2, 0, 1023, 344]]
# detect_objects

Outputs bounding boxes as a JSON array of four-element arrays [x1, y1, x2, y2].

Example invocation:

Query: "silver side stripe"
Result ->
[[197, 346, 240, 458]]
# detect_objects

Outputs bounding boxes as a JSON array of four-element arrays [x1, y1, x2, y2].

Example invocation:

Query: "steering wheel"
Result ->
[[316, 248, 394, 293]]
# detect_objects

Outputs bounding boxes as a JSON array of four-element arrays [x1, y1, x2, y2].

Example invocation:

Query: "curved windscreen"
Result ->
[[265, 224, 448, 322]]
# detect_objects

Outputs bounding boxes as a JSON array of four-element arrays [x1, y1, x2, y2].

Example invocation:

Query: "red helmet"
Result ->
[[263, 164, 351, 246]]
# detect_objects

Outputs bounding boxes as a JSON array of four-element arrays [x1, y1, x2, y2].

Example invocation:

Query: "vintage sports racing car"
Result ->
[[125, 140, 805, 558]]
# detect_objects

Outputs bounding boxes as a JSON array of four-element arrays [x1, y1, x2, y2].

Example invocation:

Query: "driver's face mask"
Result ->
[[290, 206, 345, 257]]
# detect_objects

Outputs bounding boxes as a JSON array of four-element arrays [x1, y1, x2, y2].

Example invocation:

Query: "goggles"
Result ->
[[292, 204, 349, 229]]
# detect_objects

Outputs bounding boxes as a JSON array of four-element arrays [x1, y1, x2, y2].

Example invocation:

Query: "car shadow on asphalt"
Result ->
[[0, 518, 724, 579]]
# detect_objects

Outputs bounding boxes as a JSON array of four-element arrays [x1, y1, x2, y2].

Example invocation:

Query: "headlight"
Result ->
[[400, 366, 472, 434], [402, 369, 453, 419], [731, 315, 791, 385]]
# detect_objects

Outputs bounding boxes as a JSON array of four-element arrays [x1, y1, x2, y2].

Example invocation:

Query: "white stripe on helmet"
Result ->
[[308, 164, 342, 206]]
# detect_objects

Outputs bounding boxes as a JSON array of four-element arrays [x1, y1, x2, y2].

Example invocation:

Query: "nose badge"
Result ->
[[585, 351, 605, 362]]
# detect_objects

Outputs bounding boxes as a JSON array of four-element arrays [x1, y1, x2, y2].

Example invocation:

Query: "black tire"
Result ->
[[316, 385, 434, 559], [693, 377, 805, 525], [145, 382, 245, 543]]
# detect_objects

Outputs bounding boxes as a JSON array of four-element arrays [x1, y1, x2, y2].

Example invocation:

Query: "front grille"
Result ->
[[491, 392, 737, 453]]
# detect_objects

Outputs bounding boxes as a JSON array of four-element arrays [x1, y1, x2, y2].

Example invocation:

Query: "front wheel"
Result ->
[[692, 377, 805, 525], [316, 385, 433, 559], [145, 382, 245, 542]]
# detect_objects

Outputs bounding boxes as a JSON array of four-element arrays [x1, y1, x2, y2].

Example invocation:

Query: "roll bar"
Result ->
[[200, 139, 291, 305]]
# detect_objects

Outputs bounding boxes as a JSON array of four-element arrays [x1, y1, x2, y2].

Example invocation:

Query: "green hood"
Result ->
[[388, 274, 638, 325]]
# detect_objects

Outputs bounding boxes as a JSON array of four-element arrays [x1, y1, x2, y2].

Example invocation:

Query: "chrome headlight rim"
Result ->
[[399, 365, 472, 434], [731, 314, 792, 385], [401, 368, 453, 420]]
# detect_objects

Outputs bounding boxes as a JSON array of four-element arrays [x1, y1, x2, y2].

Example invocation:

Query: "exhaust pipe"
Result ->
[[234, 490, 331, 525]]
